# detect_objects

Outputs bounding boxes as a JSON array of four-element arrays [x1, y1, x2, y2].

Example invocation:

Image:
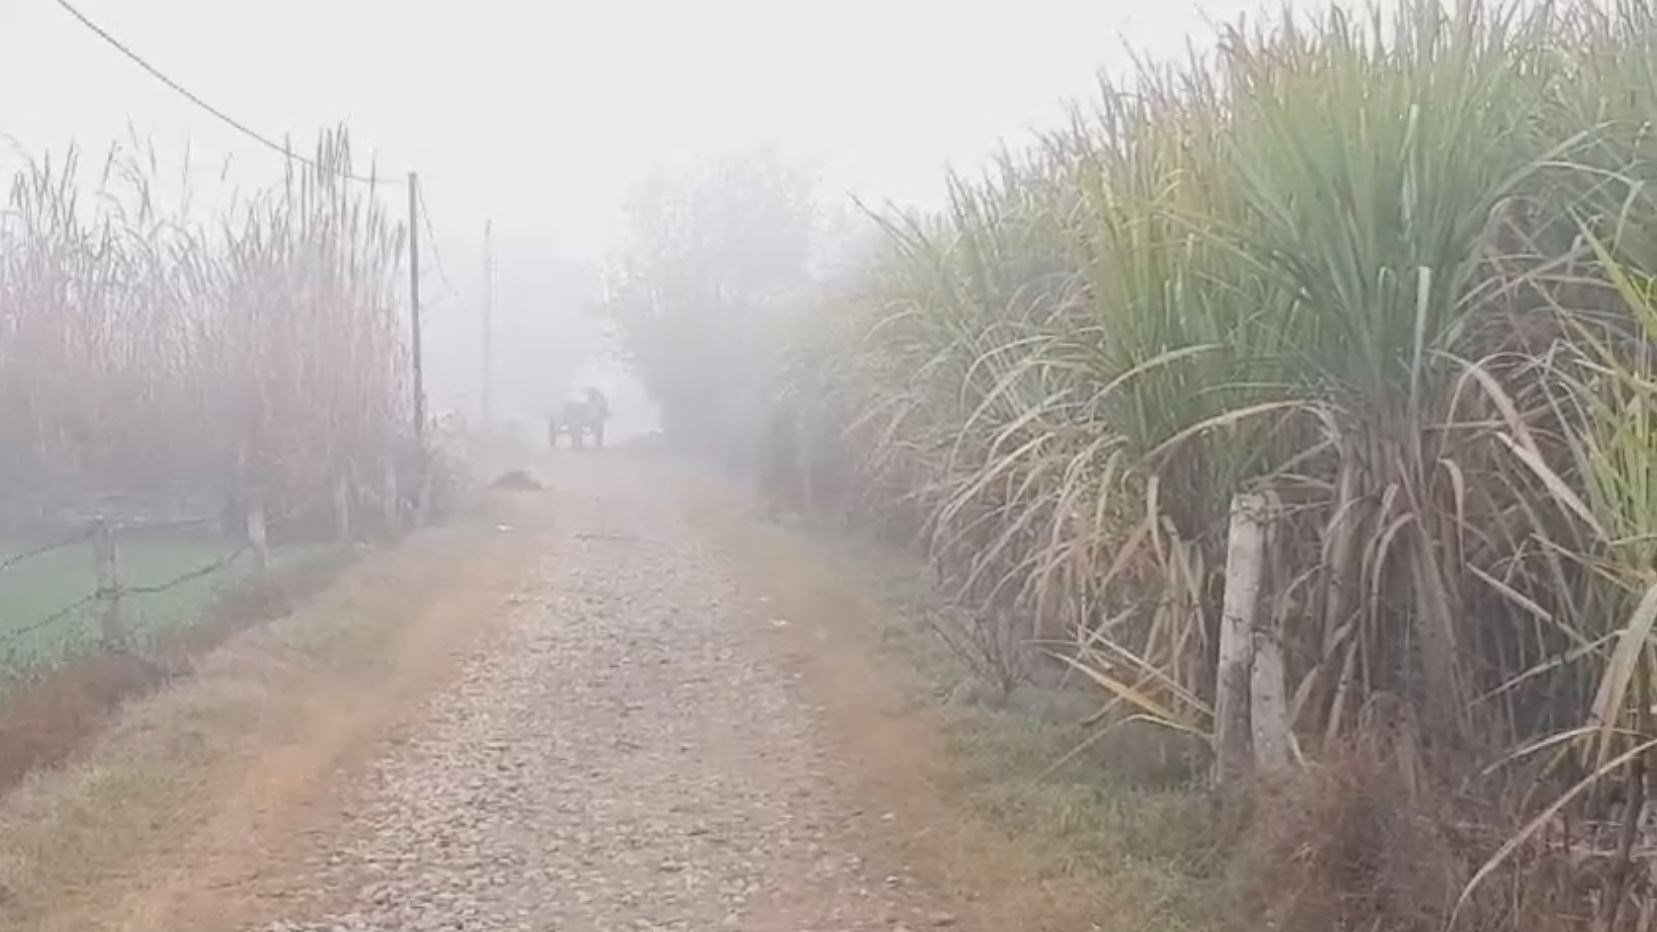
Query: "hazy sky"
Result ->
[[0, 0, 1277, 257], [0, 0, 1277, 428]]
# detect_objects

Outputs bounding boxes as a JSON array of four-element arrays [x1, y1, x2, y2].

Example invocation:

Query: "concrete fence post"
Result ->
[[382, 457, 399, 540], [415, 455, 434, 527], [1251, 496, 1295, 774], [245, 486, 270, 584], [334, 473, 353, 543], [1215, 492, 1267, 787], [92, 518, 125, 648]]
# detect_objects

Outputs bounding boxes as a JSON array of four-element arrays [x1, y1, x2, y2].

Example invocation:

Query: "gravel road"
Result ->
[[257, 461, 964, 932]]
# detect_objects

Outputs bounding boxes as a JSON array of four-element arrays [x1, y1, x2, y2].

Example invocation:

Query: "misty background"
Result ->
[[0, 0, 1264, 443]]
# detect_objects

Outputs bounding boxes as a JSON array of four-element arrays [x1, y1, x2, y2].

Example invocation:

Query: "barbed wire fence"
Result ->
[[0, 484, 383, 678], [0, 520, 250, 672]]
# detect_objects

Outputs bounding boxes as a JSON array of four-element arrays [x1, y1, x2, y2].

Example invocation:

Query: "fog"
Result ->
[[23, 5, 1621, 927], [0, 0, 1268, 443]]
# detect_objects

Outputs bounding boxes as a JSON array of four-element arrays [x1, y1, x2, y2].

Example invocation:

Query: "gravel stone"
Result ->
[[254, 472, 965, 932]]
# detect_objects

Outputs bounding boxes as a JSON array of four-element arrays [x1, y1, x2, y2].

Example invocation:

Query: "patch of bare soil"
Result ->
[[0, 650, 168, 794]]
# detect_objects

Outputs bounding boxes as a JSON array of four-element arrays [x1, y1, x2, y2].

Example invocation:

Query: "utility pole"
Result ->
[[408, 172, 425, 448], [482, 219, 494, 430]]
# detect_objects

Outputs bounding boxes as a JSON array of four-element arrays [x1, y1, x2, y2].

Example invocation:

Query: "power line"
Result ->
[[53, 0, 447, 447], [416, 182, 461, 303], [51, 0, 391, 186]]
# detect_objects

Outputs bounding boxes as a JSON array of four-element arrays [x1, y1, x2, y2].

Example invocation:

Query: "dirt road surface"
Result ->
[[8, 453, 1022, 932], [253, 457, 965, 932]]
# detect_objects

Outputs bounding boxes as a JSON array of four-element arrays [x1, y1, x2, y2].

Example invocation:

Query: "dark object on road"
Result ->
[[489, 470, 544, 491], [548, 387, 611, 450]]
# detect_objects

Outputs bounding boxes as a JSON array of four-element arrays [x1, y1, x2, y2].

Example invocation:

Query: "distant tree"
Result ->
[[601, 150, 816, 466]]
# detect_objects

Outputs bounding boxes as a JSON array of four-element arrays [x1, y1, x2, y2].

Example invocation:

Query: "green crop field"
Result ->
[[0, 534, 273, 675]]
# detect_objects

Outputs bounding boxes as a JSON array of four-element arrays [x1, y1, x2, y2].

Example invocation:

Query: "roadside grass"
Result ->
[[892, 624, 1239, 930], [749, 507, 1243, 932]]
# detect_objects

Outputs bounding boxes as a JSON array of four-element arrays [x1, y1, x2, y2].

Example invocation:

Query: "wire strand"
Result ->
[[113, 514, 216, 535], [416, 183, 462, 304], [0, 529, 93, 576], [0, 593, 98, 649], [125, 547, 248, 596], [51, 0, 392, 186]]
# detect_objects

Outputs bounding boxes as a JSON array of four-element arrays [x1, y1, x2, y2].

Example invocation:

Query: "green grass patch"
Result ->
[[0, 535, 315, 675]]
